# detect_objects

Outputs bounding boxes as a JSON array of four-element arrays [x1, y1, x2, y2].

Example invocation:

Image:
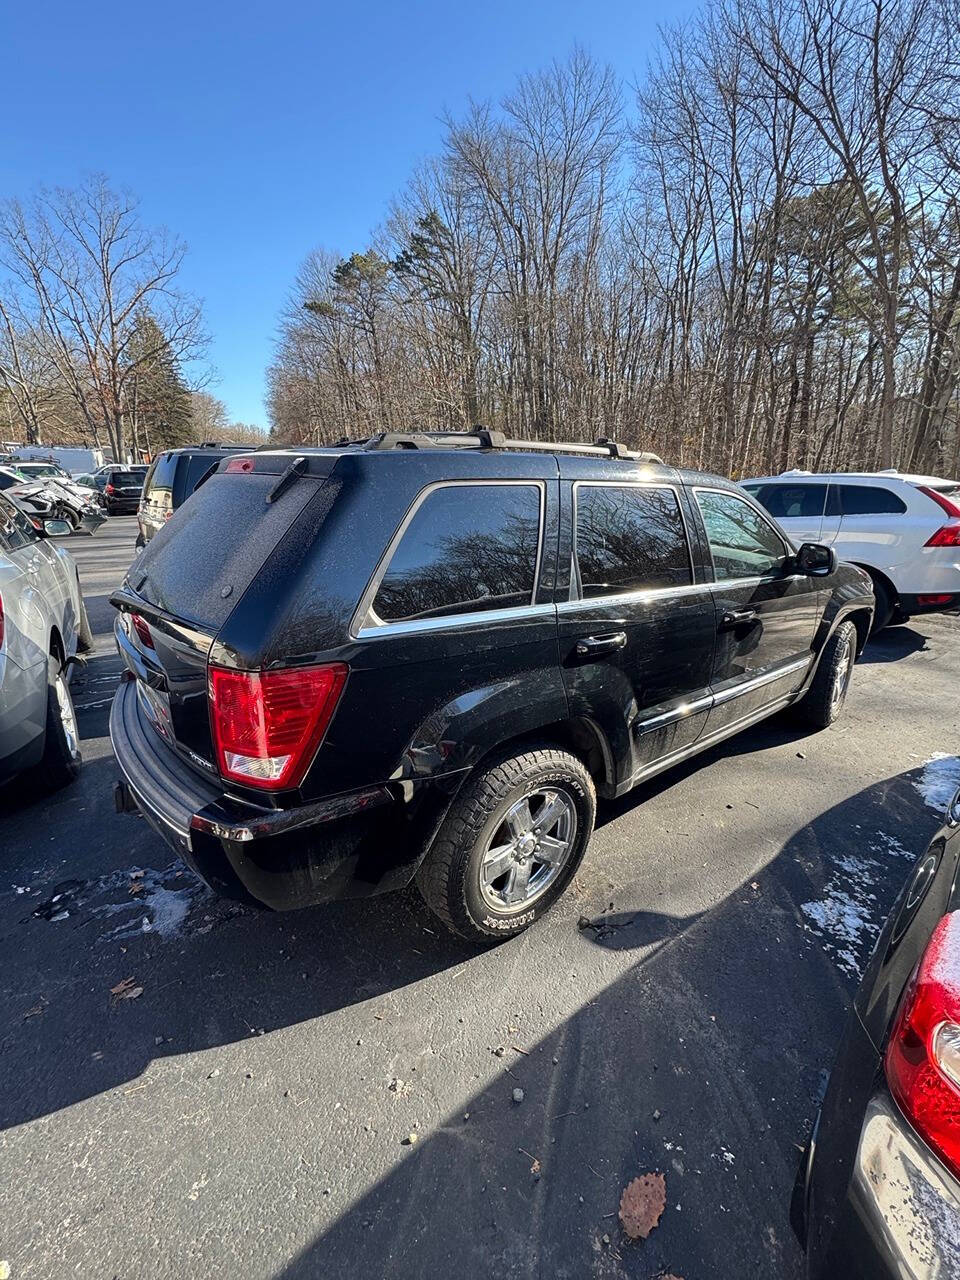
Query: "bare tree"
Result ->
[[0, 175, 208, 460]]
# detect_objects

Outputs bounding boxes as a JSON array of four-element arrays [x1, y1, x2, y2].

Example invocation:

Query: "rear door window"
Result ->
[[746, 483, 827, 520], [574, 484, 691, 598], [838, 484, 906, 515], [696, 490, 788, 579], [371, 483, 542, 624]]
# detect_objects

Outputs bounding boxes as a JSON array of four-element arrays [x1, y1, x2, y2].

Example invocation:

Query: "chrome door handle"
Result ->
[[575, 631, 627, 658], [720, 608, 759, 630]]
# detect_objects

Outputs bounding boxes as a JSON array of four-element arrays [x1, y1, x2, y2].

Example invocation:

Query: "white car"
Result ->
[[742, 470, 960, 629], [0, 492, 91, 791]]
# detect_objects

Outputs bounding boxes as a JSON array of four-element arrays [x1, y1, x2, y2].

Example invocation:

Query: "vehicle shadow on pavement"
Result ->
[[1, 738, 949, 1280], [262, 764, 945, 1280], [857, 625, 931, 664]]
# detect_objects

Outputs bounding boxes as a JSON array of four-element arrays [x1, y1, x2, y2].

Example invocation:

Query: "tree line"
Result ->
[[0, 176, 261, 459], [269, 0, 960, 479]]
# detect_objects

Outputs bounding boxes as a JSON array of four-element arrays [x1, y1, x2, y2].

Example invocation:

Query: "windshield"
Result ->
[[18, 463, 63, 477]]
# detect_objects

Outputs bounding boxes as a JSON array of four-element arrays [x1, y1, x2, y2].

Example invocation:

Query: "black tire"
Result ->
[[29, 656, 82, 792], [796, 620, 857, 730], [868, 574, 894, 632], [416, 745, 596, 943], [56, 503, 79, 531]]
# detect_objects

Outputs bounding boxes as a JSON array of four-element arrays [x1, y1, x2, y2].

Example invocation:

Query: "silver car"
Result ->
[[0, 492, 90, 791]]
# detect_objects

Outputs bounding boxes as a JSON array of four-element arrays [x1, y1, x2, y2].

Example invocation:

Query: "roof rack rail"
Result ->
[[359, 429, 663, 464]]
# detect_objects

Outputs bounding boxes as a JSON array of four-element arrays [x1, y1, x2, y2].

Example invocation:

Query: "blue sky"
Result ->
[[3, 0, 692, 428]]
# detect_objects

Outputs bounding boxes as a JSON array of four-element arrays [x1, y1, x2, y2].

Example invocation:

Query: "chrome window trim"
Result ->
[[693, 485, 792, 582], [351, 478, 547, 639], [555, 574, 765, 615], [571, 479, 695, 604], [356, 600, 557, 641]]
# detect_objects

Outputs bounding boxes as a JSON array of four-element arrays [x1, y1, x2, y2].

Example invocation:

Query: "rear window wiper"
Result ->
[[267, 455, 308, 503]]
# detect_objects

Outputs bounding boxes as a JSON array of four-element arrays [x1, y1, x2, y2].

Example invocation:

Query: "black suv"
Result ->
[[95, 465, 148, 514], [136, 444, 250, 548], [109, 431, 874, 942]]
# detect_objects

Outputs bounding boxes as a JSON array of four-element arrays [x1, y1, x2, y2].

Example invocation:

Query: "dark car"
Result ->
[[796, 782, 960, 1277], [95, 465, 148, 514], [109, 430, 874, 942], [136, 445, 250, 548]]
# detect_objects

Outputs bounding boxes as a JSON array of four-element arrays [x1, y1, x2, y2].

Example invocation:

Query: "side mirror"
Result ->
[[796, 541, 837, 576], [43, 518, 73, 537]]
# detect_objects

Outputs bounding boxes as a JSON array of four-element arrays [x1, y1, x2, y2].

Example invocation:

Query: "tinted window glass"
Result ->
[[839, 484, 906, 515], [373, 484, 541, 623], [575, 485, 691, 598], [0, 471, 19, 491], [697, 490, 787, 579], [0, 494, 37, 550], [747, 483, 826, 520], [133, 470, 329, 630], [182, 455, 222, 499], [144, 454, 176, 499]]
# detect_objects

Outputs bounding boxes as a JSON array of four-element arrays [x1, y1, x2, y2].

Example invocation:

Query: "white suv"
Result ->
[[742, 470, 960, 630]]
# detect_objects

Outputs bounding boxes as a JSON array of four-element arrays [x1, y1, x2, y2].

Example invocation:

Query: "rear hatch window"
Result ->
[[919, 482, 960, 505], [144, 454, 176, 502], [127, 464, 331, 632]]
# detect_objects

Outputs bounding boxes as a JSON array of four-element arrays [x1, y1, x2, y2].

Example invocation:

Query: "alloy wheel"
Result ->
[[479, 787, 577, 911]]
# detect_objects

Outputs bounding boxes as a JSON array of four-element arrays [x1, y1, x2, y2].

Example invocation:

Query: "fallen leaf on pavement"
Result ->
[[619, 1172, 667, 1240], [110, 977, 144, 1001]]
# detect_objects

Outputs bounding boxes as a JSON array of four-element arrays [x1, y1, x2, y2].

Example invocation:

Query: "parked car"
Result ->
[[94, 465, 148, 514], [0, 492, 91, 792], [109, 431, 874, 941], [796, 782, 960, 1278], [0, 466, 104, 533], [136, 444, 251, 549], [743, 470, 960, 629]]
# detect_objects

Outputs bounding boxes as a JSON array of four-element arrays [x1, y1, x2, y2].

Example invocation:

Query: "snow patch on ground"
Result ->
[[870, 831, 914, 860], [913, 753, 960, 812], [801, 852, 883, 978]]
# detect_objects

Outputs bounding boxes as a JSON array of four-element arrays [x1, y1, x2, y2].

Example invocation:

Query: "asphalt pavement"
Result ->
[[2, 515, 959, 1279]]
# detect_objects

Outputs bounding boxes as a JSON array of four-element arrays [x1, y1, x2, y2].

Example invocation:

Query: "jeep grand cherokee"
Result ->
[[109, 431, 875, 942]]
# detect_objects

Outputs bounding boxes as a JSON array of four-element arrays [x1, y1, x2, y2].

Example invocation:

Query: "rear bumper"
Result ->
[[807, 1089, 960, 1278], [109, 675, 432, 909], [897, 591, 960, 617], [105, 497, 141, 513]]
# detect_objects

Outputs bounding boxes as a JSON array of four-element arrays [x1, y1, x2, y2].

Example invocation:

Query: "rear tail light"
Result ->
[[130, 612, 154, 649], [925, 525, 960, 548], [105, 483, 116, 495], [208, 663, 348, 790], [885, 911, 960, 1178], [918, 487, 960, 546]]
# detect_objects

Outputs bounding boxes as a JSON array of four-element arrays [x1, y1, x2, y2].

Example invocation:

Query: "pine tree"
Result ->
[[125, 309, 194, 456]]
